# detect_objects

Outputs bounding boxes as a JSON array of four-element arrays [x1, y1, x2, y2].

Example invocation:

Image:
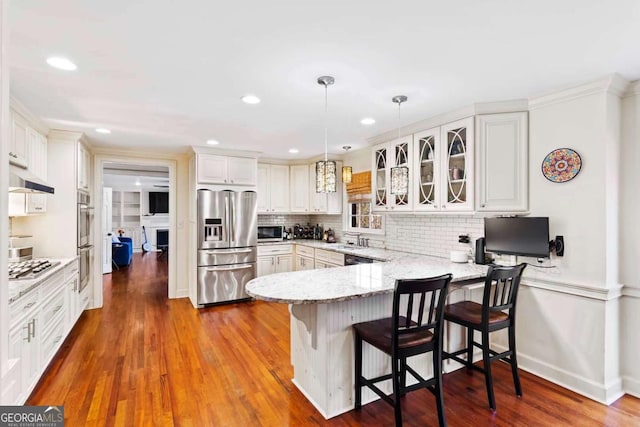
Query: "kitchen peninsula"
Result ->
[[246, 253, 488, 418]]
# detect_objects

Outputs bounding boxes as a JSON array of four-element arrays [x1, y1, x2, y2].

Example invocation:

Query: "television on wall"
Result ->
[[149, 192, 169, 214], [484, 217, 550, 258]]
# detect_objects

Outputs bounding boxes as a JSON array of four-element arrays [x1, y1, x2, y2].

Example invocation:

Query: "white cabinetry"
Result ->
[[476, 112, 528, 212], [257, 244, 293, 276], [77, 143, 91, 191], [258, 164, 290, 213], [8, 260, 80, 405], [9, 112, 28, 168], [197, 154, 257, 186], [314, 248, 345, 268], [411, 117, 475, 212], [8, 110, 50, 216], [290, 165, 310, 213], [294, 245, 315, 271], [25, 129, 48, 214], [372, 137, 413, 212]]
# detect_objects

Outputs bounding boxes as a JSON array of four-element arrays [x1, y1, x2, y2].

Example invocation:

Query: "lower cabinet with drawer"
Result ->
[[314, 248, 345, 268], [8, 258, 81, 405], [257, 244, 293, 276]]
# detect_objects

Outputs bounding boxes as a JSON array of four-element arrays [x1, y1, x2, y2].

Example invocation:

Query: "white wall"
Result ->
[[620, 82, 640, 398]]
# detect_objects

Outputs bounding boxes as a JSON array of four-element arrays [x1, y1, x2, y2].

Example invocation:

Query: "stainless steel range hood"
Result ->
[[9, 164, 55, 194]]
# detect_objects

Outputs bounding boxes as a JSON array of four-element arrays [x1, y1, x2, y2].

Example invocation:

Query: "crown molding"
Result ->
[[623, 80, 640, 98], [9, 95, 49, 135], [529, 74, 630, 110], [191, 145, 261, 158], [366, 99, 528, 146]]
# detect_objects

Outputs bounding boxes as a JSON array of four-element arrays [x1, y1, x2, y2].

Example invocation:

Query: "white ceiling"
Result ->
[[8, 1, 640, 159]]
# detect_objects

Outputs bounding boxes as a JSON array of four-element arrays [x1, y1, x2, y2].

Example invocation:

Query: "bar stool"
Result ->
[[353, 274, 452, 427], [443, 263, 527, 411]]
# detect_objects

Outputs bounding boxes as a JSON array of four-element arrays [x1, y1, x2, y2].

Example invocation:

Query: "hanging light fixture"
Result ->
[[390, 95, 409, 196], [342, 145, 353, 184], [316, 76, 337, 193]]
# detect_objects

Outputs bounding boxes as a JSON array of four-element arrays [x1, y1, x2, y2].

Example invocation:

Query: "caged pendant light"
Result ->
[[390, 95, 409, 195], [342, 145, 353, 184], [315, 76, 337, 193]]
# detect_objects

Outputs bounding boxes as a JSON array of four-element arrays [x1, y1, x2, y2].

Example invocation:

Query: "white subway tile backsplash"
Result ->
[[259, 213, 484, 259]]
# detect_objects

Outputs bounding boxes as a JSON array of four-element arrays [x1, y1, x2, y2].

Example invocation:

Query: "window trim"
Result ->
[[344, 198, 385, 235]]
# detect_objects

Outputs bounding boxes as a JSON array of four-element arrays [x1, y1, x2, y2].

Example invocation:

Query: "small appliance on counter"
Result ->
[[293, 223, 324, 240], [325, 228, 336, 243], [258, 225, 284, 242]]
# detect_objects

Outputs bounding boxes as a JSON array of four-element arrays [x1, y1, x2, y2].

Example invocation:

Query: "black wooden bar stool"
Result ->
[[443, 263, 527, 411], [353, 274, 452, 427]]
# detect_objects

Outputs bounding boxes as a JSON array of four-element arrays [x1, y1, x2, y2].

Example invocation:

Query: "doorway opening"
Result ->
[[92, 156, 178, 308]]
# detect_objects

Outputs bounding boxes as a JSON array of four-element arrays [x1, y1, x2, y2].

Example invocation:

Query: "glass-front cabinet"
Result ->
[[441, 117, 474, 211], [371, 136, 413, 212], [411, 117, 474, 212], [413, 127, 441, 211]]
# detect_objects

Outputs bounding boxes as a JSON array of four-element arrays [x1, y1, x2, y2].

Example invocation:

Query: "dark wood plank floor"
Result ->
[[28, 253, 640, 426]]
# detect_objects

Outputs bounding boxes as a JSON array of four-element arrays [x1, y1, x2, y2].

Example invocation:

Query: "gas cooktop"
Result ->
[[8, 259, 60, 281]]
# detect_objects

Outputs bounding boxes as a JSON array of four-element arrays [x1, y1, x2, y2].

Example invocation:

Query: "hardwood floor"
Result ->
[[29, 253, 640, 426]]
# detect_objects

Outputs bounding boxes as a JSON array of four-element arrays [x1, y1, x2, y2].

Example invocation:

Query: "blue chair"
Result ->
[[112, 237, 133, 267]]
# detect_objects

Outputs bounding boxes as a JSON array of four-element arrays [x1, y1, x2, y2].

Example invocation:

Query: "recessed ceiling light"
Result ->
[[46, 57, 77, 71], [289, 148, 299, 154], [206, 139, 220, 145], [241, 95, 261, 104], [135, 180, 141, 186], [360, 118, 376, 125], [95, 128, 111, 134]]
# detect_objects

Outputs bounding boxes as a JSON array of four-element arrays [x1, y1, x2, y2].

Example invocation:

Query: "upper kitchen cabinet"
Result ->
[[372, 136, 413, 212], [290, 165, 309, 213], [440, 117, 474, 211], [10, 112, 28, 168], [8, 107, 50, 216], [197, 154, 257, 186], [413, 127, 441, 211], [476, 112, 528, 212], [77, 142, 91, 192], [258, 163, 290, 213]]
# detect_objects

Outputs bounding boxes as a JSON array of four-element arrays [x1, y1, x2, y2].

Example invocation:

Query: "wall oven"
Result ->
[[77, 191, 94, 293]]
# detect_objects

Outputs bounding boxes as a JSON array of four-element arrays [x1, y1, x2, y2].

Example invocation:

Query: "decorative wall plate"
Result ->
[[542, 148, 582, 183]]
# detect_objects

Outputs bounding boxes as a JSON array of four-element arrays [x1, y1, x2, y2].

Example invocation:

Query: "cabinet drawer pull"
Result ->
[[24, 301, 36, 310], [53, 335, 63, 344], [53, 304, 63, 313]]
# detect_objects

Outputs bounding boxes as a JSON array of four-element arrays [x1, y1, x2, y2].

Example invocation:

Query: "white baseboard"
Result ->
[[623, 376, 640, 399], [493, 343, 625, 405]]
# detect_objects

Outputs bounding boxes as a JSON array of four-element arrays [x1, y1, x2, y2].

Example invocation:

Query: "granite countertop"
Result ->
[[246, 254, 488, 304], [8, 257, 78, 304]]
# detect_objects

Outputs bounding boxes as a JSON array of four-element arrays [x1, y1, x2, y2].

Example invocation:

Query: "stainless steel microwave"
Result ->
[[258, 225, 284, 242]]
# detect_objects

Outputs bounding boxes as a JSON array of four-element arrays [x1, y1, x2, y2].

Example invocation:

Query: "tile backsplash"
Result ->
[[258, 213, 484, 259], [384, 215, 484, 258]]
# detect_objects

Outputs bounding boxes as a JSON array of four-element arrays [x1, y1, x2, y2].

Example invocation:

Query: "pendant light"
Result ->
[[390, 95, 409, 195], [315, 76, 337, 193], [342, 145, 353, 184]]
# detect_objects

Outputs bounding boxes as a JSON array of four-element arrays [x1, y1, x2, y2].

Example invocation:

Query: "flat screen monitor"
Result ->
[[149, 192, 169, 214], [484, 217, 550, 258]]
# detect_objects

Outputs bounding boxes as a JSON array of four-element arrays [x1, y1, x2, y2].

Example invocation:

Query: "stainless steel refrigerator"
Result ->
[[197, 189, 257, 305]]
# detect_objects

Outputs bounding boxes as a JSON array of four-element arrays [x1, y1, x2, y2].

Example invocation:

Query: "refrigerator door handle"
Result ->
[[229, 195, 235, 246], [205, 248, 254, 255], [204, 264, 253, 272]]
